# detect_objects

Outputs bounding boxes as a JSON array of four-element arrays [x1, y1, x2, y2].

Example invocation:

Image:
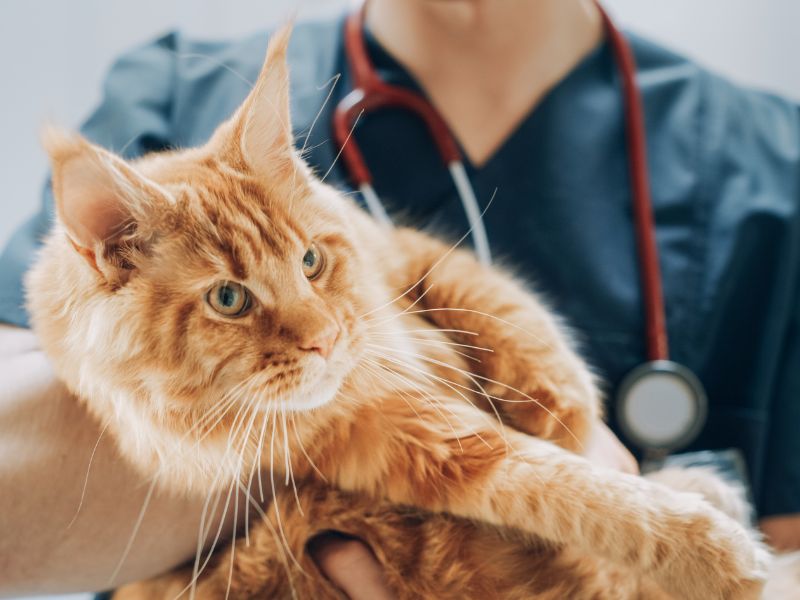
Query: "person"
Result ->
[[1, 0, 799, 598]]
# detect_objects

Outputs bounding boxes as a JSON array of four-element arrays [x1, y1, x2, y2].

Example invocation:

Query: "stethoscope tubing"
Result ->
[[334, 6, 492, 265], [335, 1, 669, 362], [597, 7, 669, 362], [334, 1, 710, 454]]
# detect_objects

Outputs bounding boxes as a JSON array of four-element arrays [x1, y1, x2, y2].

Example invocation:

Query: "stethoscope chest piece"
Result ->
[[616, 360, 708, 453]]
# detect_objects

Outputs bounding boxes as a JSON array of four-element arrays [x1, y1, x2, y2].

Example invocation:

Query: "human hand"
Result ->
[[308, 531, 396, 600], [582, 420, 639, 474], [760, 513, 800, 552]]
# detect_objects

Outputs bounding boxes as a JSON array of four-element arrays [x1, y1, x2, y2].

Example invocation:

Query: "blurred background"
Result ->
[[2, 0, 800, 252], [1, 1, 799, 598]]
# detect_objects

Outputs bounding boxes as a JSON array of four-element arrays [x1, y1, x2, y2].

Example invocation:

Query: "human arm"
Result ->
[[0, 323, 246, 593], [0, 323, 394, 598]]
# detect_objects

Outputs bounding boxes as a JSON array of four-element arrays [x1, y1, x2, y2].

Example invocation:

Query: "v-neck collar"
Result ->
[[360, 26, 612, 176]]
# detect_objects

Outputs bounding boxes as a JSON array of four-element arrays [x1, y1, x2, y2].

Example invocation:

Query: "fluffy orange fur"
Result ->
[[27, 27, 772, 599]]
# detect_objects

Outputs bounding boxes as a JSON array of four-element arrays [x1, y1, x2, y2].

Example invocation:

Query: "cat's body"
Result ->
[[27, 28, 772, 599]]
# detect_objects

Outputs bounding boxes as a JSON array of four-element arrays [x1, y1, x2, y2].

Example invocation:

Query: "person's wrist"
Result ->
[[307, 532, 395, 600], [582, 419, 639, 475], [760, 513, 800, 551]]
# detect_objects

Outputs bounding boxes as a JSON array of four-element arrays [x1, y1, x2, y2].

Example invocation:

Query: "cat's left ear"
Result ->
[[223, 24, 296, 179], [43, 128, 173, 285]]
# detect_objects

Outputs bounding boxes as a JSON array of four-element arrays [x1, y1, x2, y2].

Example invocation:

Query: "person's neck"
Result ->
[[365, 0, 603, 165]]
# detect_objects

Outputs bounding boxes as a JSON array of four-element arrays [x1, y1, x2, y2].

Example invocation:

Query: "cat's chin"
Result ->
[[262, 372, 344, 413]]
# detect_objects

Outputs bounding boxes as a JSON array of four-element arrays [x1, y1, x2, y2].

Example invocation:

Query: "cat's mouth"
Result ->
[[250, 339, 356, 413]]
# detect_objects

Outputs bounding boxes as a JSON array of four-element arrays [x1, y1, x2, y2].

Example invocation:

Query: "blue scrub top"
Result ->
[[2, 16, 799, 518]]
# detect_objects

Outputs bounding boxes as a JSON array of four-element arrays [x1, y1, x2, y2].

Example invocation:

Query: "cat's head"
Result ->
[[28, 27, 394, 485]]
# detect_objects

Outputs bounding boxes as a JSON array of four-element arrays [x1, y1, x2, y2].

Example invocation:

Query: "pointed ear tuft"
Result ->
[[42, 126, 171, 284], [237, 23, 295, 178]]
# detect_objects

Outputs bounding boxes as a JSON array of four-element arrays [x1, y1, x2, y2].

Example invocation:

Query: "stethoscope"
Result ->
[[333, 2, 707, 460]]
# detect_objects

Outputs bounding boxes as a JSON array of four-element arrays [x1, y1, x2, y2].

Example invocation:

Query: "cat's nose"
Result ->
[[298, 323, 340, 359]]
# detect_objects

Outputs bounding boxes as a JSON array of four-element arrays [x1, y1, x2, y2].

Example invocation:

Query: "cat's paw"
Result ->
[[652, 506, 770, 600]]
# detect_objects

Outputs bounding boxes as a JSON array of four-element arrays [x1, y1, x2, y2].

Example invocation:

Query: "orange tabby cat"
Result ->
[[27, 27, 770, 599]]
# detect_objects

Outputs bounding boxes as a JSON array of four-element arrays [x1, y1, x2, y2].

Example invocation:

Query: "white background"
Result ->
[[2, 1, 800, 598], [2, 0, 800, 252]]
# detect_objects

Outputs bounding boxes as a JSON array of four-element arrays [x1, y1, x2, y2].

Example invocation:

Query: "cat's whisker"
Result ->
[[190, 394, 246, 448], [382, 306, 554, 350], [289, 411, 328, 483], [245, 405, 272, 544], [221, 388, 261, 461], [318, 107, 363, 184], [183, 481, 237, 600], [225, 476, 240, 600], [108, 475, 159, 586], [234, 396, 266, 547], [66, 422, 109, 530], [184, 485, 224, 600], [281, 402, 304, 516], [223, 393, 264, 600], [364, 348, 504, 450], [184, 375, 259, 445], [185, 391, 264, 599], [361, 358, 465, 452], [185, 393, 262, 596], [235, 480, 299, 600], [285, 438, 303, 518], [290, 73, 339, 202], [368, 342, 582, 450], [385, 337, 483, 362], [358, 190, 497, 322], [369, 340, 508, 449], [256, 407, 271, 503], [368, 326, 480, 338], [361, 281, 434, 327], [369, 333, 493, 355], [174, 51, 255, 87], [268, 402, 307, 575]]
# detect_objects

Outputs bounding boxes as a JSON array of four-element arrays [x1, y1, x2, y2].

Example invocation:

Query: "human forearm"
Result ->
[[0, 324, 395, 598], [0, 324, 240, 595]]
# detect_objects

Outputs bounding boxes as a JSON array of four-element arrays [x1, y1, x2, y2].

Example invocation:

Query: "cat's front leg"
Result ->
[[473, 439, 769, 600], [389, 228, 600, 451], [336, 405, 768, 600]]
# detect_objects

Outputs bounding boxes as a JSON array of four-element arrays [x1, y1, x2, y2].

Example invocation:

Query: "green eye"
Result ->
[[206, 282, 251, 317], [302, 243, 325, 280]]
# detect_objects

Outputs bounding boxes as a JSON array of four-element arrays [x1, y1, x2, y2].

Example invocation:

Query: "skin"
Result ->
[[1, 0, 792, 598]]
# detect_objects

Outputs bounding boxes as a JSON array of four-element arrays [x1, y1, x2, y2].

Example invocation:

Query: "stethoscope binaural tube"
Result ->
[[335, 2, 708, 456], [333, 7, 492, 265]]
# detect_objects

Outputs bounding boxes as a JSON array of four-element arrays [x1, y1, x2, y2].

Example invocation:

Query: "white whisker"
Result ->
[[108, 475, 159, 586], [66, 422, 109, 530]]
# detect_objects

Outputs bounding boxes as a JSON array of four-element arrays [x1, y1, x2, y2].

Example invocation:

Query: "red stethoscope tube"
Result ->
[[333, 2, 669, 363], [334, 8, 462, 183], [598, 7, 669, 362]]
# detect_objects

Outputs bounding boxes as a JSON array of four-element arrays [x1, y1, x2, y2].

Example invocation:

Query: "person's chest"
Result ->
[[327, 37, 704, 394]]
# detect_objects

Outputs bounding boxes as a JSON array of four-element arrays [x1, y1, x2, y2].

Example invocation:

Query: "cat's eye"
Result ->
[[206, 282, 252, 317], [302, 243, 325, 280]]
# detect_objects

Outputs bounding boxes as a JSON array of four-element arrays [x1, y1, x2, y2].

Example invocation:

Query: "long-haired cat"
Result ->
[[27, 26, 771, 599]]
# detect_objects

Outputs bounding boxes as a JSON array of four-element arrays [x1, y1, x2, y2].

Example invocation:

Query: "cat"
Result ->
[[27, 25, 770, 599]]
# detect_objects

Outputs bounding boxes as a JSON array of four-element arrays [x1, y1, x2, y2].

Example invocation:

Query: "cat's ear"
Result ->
[[230, 24, 295, 179], [43, 128, 172, 284]]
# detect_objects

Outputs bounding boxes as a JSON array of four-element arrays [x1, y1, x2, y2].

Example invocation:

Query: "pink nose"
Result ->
[[299, 325, 340, 359]]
